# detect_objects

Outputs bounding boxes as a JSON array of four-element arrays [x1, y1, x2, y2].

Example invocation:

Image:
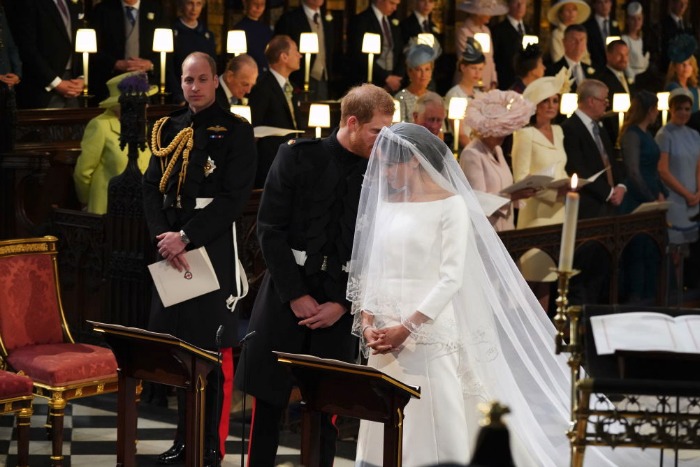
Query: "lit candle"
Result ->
[[558, 174, 579, 272]]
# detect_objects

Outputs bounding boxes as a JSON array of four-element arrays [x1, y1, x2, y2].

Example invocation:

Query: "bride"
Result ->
[[347, 122, 682, 466]]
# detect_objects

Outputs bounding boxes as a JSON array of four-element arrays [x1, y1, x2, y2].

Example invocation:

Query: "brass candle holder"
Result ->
[[553, 268, 582, 419]]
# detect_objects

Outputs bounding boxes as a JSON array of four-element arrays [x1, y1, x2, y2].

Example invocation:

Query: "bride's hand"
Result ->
[[367, 325, 410, 354]]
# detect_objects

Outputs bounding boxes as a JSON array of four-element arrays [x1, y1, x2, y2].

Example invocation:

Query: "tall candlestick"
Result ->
[[159, 51, 167, 95], [304, 52, 311, 92], [558, 174, 579, 272], [82, 52, 89, 96]]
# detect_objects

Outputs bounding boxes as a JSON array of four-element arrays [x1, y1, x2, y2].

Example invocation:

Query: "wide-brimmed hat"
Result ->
[[99, 72, 158, 108], [523, 68, 572, 105], [461, 37, 485, 64], [465, 90, 535, 138], [405, 40, 442, 68], [457, 0, 508, 16], [547, 0, 590, 26]]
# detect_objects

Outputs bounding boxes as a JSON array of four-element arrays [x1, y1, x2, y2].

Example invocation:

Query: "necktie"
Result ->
[[284, 81, 297, 129], [617, 71, 630, 93], [592, 121, 614, 187], [56, 0, 71, 36], [517, 22, 524, 37], [382, 16, 393, 49], [126, 6, 136, 26], [229, 96, 238, 105], [313, 12, 319, 25], [678, 19, 684, 32], [603, 19, 609, 38], [422, 19, 430, 33]]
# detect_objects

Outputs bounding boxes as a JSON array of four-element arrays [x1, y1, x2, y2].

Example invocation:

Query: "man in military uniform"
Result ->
[[234, 84, 395, 466], [143, 51, 256, 466]]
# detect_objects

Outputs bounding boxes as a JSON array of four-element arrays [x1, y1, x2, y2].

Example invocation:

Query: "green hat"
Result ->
[[99, 72, 158, 109]]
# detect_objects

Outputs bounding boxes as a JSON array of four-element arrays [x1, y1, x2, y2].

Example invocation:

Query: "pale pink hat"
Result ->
[[465, 90, 536, 138]]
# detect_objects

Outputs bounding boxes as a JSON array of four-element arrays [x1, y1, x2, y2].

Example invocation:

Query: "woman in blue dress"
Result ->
[[656, 87, 700, 293], [618, 91, 668, 302]]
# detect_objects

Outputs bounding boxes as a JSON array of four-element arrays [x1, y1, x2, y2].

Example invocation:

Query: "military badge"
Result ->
[[204, 157, 216, 177], [208, 125, 227, 139]]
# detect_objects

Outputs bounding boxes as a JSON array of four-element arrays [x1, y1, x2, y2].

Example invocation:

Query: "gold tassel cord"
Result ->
[[151, 117, 195, 199]]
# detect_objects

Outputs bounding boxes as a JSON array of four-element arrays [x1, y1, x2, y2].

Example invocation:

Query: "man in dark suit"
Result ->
[[87, 0, 166, 102], [8, 0, 84, 108], [274, 0, 335, 100], [143, 52, 256, 467], [215, 53, 258, 109], [563, 78, 625, 305], [248, 35, 301, 188], [595, 40, 633, 145], [659, 0, 693, 74], [400, 0, 441, 44], [348, 0, 404, 93], [492, 0, 529, 91], [546, 24, 595, 93], [583, 0, 620, 72], [235, 83, 395, 467]]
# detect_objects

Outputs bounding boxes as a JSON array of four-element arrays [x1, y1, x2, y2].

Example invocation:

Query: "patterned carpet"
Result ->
[[0, 392, 357, 466]]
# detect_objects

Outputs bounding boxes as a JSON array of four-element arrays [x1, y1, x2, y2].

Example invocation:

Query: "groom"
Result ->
[[235, 84, 395, 466]]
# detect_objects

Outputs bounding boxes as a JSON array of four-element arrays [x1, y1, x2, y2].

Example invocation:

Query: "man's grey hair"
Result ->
[[577, 79, 608, 101], [414, 91, 445, 116]]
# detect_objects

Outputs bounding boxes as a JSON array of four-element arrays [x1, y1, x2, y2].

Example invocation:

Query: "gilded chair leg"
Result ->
[[571, 445, 585, 467], [16, 405, 33, 467], [49, 398, 67, 467]]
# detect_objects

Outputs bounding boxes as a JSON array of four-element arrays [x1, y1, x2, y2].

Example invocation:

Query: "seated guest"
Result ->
[[412, 90, 445, 140], [445, 37, 484, 148], [583, 0, 620, 72], [455, 0, 506, 90], [168, 0, 217, 105], [400, 0, 441, 44], [665, 34, 700, 113], [510, 44, 545, 93], [249, 35, 301, 187], [547, 0, 590, 64], [216, 54, 259, 108], [73, 72, 156, 215], [460, 89, 536, 231], [492, 0, 529, 91], [546, 24, 595, 92], [621, 2, 649, 85], [274, 0, 335, 100], [88, 0, 165, 102], [233, 0, 272, 74], [395, 41, 441, 122]]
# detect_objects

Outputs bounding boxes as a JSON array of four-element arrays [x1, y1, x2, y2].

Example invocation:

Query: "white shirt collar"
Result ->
[[595, 14, 609, 29], [302, 2, 320, 22], [219, 75, 233, 100], [371, 4, 385, 24], [414, 11, 427, 24], [669, 13, 682, 23], [121, 0, 141, 11], [507, 15, 522, 31], [270, 68, 288, 89], [575, 108, 598, 135]]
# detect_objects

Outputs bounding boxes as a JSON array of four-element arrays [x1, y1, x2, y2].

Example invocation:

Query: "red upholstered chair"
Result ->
[[0, 236, 118, 467], [0, 370, 33, 467]]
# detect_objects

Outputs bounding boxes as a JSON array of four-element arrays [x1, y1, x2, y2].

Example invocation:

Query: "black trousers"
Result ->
[[175, 365, 224, 454], [248, 397, 337, 467]]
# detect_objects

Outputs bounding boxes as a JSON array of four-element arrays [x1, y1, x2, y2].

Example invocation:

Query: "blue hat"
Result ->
[[668, 34, 698, 64], [405, 43, 442, 68]]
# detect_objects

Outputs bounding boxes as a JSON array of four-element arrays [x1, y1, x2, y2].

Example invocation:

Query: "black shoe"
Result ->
[[203, 448, 220, 467], [157, 441, 185, 464]]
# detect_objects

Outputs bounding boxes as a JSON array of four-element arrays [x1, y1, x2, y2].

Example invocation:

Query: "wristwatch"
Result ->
[[179, 230, 190, 245]]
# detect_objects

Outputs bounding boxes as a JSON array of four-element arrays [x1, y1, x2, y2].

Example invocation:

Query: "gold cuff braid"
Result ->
[[151, 117, 194, 200]]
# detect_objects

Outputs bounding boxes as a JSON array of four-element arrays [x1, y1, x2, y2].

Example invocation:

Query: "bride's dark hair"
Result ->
[[389, 122, 448, 173]]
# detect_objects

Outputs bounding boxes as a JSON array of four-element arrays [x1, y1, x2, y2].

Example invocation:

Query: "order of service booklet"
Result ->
[[590, 312, 700, 355], [147, 247, 220, 307]]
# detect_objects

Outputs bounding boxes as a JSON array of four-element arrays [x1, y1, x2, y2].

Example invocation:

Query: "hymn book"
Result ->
[[500, 167, 608, 195], [590, 312, 700, 356], [147, 247, 220, 307]]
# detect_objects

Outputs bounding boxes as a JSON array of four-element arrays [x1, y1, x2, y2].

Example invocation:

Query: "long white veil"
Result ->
[[347, 123, 674, 466]]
